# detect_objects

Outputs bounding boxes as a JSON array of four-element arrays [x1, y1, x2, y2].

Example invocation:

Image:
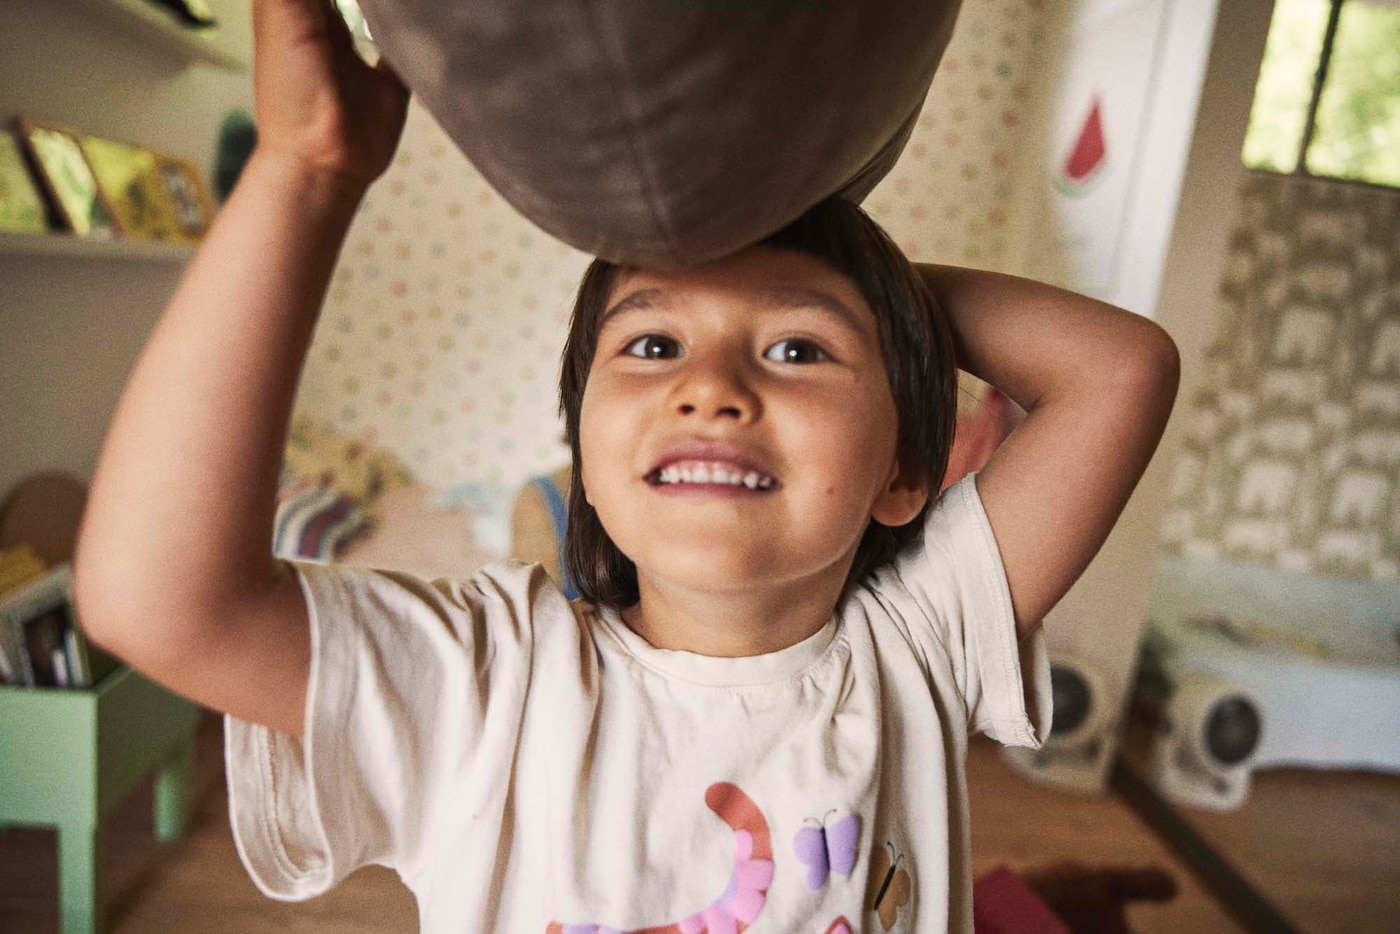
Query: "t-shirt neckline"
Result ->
[[594, 605, 840, 687]]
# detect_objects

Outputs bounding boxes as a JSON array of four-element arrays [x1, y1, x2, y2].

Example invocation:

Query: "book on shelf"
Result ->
[[0, 562, 120, 689], [0, 542, 48, 599]]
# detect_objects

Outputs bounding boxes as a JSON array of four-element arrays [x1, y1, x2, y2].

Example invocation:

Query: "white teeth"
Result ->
[[654, 462, 775, 488]]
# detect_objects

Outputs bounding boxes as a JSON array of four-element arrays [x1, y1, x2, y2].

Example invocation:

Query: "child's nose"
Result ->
[[671, 357, 761, 422]]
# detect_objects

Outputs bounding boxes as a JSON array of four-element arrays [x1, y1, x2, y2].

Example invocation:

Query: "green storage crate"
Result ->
[[0, 666, 199, 934]]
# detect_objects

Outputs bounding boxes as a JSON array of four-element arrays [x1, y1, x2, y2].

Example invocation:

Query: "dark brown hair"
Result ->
[[558, 197, 958, 609]]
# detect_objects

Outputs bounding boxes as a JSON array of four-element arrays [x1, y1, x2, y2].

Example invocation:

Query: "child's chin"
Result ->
[[636, 550, 781, 592]]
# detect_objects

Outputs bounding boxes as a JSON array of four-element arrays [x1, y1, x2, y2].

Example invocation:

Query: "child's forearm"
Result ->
[[76, 152, 364, 645], [916, 263, 1177, 409]]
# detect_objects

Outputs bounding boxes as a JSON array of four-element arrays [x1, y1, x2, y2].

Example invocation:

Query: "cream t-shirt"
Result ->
[[226, 472, 1051, 933]]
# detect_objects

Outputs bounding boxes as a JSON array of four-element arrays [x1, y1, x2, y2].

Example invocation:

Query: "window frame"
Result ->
[[1251, 0, 1400, 193]]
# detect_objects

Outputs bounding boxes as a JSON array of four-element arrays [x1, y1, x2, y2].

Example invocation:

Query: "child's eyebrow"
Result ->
[[602, 285, 869, 335]]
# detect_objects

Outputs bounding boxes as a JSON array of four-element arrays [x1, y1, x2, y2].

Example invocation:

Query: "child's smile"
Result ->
[[645, 439, 780, 494], [578, 246, 927, 650]]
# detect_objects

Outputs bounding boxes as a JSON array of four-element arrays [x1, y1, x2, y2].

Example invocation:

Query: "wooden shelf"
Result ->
[[0, 231, 196, 262], [59, 0, 249, 71]]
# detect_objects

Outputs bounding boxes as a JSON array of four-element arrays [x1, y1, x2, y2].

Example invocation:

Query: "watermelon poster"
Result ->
[[1026, 0, 1166, 301], [1057, 96, 1108, 196]]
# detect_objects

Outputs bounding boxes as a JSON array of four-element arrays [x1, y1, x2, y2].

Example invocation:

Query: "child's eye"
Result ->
[[764, 339, 829, 364], [624, 334, 683, 359]]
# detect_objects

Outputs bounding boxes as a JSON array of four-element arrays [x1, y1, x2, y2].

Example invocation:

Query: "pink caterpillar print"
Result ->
[[547, 782, 775, 934]]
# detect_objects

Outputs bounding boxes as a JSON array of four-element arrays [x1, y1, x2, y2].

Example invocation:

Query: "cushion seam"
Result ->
[[575, 0, 680, 256]]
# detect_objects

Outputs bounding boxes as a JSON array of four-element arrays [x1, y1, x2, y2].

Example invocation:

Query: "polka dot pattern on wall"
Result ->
[[866, 0, 1040, 268], [291, 0, 1049, 493]]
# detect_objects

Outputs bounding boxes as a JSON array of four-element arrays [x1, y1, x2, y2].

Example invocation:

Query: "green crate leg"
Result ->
[[154, 736, 194, 841], [58, 821, 104, 934]]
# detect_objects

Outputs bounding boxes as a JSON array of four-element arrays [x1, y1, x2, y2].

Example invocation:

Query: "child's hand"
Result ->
[[251, 0, 411, 190]]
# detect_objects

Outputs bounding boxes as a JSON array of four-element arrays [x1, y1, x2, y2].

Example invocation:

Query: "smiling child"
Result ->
[[73, 1, 1180, 932]]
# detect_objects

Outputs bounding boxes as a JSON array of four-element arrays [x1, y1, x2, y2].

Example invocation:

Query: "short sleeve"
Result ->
[[887, 472, 1052, 748], [224, 559, 547, 900]]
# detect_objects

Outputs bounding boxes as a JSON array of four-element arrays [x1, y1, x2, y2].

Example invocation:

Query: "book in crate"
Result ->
[[0, 562, 119, 688]]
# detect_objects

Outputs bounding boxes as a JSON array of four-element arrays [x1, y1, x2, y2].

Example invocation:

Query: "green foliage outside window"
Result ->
[[1308, 2, 1400, 186], [1243, 0, 1329, 173], [1242, 0, 1400, 189]]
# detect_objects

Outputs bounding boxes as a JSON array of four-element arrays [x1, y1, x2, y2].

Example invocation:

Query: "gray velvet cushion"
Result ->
[[357, 1, 963, 266]]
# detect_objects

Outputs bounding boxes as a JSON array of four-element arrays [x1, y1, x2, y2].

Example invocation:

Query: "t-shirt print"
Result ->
[[547, 784, 920, 934], [547, 782, 776, 934]]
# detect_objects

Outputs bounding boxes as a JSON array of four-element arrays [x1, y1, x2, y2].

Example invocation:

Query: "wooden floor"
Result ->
[[1116, 713, 1400, 934], [1179, 767, 1400, 933], [0, 711, 1394, 932]]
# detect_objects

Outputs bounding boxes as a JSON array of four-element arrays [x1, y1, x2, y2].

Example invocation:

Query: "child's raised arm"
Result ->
[[73, 0, 409, 736], [917, 264, 1181, 638]]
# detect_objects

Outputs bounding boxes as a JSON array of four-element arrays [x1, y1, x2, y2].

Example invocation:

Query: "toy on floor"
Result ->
[[1009, 862, 1177, 934]]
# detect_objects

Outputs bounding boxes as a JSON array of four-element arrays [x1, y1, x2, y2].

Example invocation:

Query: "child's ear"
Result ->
[[871, 459, 928, 528]]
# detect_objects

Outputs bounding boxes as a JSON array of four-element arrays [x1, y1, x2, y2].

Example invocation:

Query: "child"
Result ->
[[73, 1, 1180, 931]]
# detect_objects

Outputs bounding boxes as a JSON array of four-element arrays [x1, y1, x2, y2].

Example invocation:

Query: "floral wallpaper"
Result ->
[[1158, 172, 1400, 581], [290, 0, 1049, 493]]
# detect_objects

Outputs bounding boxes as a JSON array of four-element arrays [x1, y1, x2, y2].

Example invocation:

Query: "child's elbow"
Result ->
[[71, 534, 169, 665], [71, 550, 135, 662], [1134, 323, 1181, 395], [1156, 324, 1181, 370], [1134, 325, 1182, 418]]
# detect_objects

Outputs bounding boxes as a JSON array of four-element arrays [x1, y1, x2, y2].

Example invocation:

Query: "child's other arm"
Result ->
[[916, 265, 1181, 638], [73, 0, 409, 736]]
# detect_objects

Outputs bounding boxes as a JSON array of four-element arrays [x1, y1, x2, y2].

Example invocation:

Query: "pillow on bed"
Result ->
[[273, 485, 373, 562], [356, 0, 963, 266]]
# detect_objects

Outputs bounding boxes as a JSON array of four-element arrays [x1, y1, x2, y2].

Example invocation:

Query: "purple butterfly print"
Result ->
[[793, 813, 861, 890]]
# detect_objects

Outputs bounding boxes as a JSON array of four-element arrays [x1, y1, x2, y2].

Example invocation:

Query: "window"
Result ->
[[1242, 0, 1400, 189], [333, 0, 373, 42]]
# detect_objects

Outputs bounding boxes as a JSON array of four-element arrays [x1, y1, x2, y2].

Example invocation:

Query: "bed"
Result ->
[[1139, 553, 1400, 807]]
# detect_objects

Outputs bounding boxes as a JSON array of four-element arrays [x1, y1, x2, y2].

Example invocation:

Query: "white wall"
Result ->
[[1039, 0, 1276, 787], [0, 0, 254, 496]]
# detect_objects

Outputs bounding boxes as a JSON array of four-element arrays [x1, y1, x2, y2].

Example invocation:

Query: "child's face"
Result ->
[[578, 246, 926, 603]]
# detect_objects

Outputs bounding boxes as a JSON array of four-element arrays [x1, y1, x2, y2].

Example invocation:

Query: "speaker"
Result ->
[[1149, 670, 1263, 811], [1003, 653, 1113, 793]]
